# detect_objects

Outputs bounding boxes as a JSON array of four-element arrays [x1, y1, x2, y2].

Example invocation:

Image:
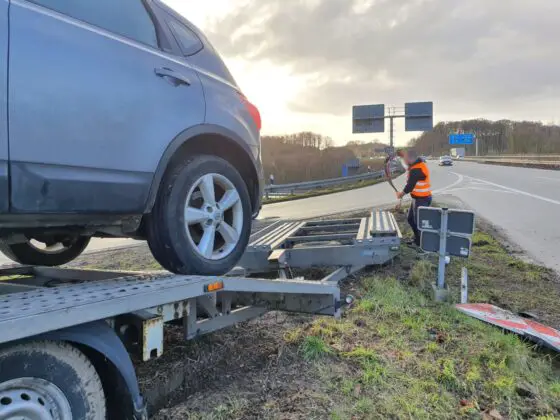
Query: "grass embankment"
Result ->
[[71, 213, 560, 419]]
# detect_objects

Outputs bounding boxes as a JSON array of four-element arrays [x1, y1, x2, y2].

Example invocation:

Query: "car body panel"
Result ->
[[146, 0, 263, 215], [0, 0, 9, 213], [144, 123, 263, 215], [8, 0, 205, 213], [3, 0, 263, 232]]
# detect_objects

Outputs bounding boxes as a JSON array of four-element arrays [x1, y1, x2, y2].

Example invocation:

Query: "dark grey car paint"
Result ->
[[0, 0, 9, 213], [4, 0, 263, 227], [8, 0, 205, 213]]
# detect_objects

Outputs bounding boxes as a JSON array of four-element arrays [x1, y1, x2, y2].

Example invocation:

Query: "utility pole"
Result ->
[[389, 116, 394, 148], [475, 135, 479, 156]]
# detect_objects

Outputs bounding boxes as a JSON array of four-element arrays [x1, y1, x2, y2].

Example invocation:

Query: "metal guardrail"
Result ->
[[264, 169, 391, 198], [462, 155, 560, 169], [464, 155, 560, 162]]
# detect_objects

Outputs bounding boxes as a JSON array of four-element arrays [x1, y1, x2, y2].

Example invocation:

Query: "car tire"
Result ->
[[0, 236, 90, 266], [147, 155, 252, 275], [0, 341, 106, 420]]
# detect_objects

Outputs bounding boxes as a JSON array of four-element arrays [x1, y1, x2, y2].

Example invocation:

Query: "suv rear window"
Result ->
[[168, 19, 203, 56], [27, 0, 158, 47]]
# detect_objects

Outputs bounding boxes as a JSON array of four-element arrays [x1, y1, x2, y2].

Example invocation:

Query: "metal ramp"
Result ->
[[238, 209, 401, 274], [0, 265, 341, 360]]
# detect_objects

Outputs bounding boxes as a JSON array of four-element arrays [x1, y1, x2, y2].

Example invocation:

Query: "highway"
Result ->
[[263, 161, 560, 272], [1, 161, 558, 272]]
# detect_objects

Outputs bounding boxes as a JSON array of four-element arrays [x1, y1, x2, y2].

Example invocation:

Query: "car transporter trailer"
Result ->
[[0, 210, 400, 420]]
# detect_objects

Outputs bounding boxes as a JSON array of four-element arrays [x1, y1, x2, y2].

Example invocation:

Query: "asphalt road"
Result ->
[[263, 161, 560, 271], [2, 161, 558, 272]]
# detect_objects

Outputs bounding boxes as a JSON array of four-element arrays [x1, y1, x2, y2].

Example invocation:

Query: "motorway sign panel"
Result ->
[[352, 104, 385, 133], [419, 231, 439, 253], [449, 133, 475, 145], [418, 207, 442, 231], [447, 235, 472, 258], [405, 102, 433, 132], [447, 210, 475, 235], [420, 230, 472, 258], [417, 207, 475, 257]]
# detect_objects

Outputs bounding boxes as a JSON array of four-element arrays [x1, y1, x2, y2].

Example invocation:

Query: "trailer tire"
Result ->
[[147, 154, 252, 275], [0, 341, 106, 420]]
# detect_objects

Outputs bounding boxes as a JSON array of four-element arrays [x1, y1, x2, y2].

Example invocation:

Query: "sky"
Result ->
[[165, 0, 560, 146]]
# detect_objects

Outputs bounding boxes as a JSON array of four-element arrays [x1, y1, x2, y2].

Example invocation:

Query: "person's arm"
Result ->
[[401, 168, 426, 195]]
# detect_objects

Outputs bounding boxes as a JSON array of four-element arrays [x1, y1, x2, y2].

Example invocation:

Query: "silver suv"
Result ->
[[0, 0, 263, 274]]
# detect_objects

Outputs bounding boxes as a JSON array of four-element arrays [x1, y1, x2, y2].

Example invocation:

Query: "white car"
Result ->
[[439, 156, 453, 166]]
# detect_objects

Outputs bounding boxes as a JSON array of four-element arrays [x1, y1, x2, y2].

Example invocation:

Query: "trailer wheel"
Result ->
[[0, 341, 106, 420], [147, 155, 252, 274]]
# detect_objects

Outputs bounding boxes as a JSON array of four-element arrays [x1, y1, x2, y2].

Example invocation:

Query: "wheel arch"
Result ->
[[32, 321, 147, 420], [145, 124, 262, 216]]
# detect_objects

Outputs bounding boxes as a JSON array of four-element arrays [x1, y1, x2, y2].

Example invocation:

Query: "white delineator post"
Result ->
[[461, 267, 468, 304]]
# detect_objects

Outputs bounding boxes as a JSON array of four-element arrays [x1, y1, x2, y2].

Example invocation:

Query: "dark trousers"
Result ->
[[408, 195, 432, 246]]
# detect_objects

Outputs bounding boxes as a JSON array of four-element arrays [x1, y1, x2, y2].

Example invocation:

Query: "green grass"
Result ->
[[445, 231, 560, 319], [284, 273, 559, 419], [299, 336, 332, 361]]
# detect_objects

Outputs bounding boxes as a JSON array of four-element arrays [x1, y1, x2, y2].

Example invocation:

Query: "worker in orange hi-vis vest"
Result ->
[[396, 150, 432, 246]]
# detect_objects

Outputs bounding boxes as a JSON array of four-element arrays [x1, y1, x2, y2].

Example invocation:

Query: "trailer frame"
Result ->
[[0, 209, 401, 419]]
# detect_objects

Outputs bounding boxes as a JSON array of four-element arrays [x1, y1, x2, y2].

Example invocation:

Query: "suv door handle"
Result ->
[[154, 67, 191, 86]]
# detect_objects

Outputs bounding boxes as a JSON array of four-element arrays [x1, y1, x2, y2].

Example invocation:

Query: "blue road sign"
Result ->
[[352, 104, 385, 133], [449, 133, 475, 145], [404, 102, 433, 132]]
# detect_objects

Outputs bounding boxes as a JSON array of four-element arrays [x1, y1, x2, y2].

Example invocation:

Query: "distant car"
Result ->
[[0, 0, 264, 275], [439, 156, 453, 166]]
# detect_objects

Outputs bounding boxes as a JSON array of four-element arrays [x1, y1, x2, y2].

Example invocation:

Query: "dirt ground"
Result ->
[[68, 207, 560, 419]]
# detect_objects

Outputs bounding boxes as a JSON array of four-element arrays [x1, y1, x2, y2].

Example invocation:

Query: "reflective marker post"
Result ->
[[461, 267, 469, 304]]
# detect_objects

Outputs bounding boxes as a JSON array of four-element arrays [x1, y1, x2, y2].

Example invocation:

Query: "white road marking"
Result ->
[[444, 187, 518, 195], [453, 173, 560, 206], [433, 172, 464, 195], [537, 176, 560, 182]]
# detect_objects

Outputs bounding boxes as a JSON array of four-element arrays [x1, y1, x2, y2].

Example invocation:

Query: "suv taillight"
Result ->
[[240, 94, 261, 131]]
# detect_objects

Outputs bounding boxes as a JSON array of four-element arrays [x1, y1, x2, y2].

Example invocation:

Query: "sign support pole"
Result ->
[[437, 208, 448, 292], [475, 136, 479, 156], [389, 116, 394, 148]]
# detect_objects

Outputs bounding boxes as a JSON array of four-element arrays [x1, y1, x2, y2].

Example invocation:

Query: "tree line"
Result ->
[[262, 133, 385, 184], [408, 119, 560, 156]]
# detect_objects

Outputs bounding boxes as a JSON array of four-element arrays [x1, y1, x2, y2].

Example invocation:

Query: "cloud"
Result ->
[[204, 0, 560, 120]]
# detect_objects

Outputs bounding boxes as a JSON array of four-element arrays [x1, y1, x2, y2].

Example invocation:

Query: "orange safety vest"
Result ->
[[409, 161, 432, 198]]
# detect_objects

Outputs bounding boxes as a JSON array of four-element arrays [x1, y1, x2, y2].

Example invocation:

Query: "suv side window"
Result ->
[[26, 0, 158, 48], [168, 19, 203, 56]]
